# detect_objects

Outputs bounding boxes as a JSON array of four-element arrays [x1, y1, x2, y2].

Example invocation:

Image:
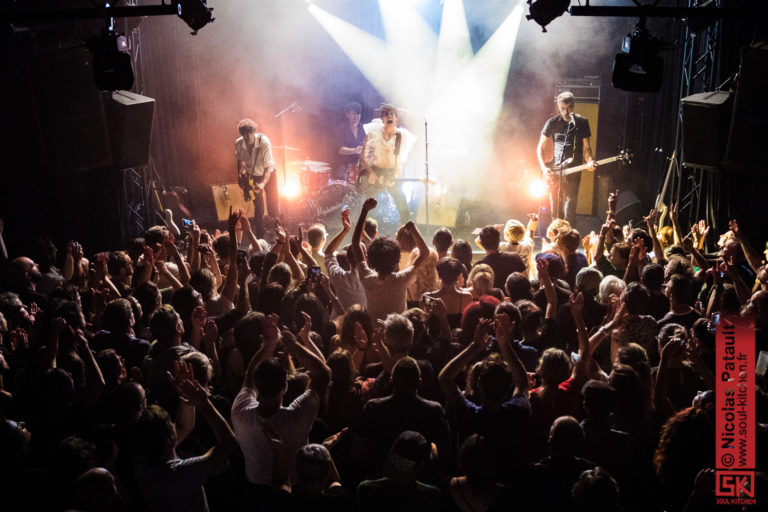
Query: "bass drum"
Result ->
[[310, 183, 363, 232]]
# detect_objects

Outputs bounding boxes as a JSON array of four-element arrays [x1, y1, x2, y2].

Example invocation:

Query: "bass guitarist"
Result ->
[[536, 91, 596, 223], [235, 118, 276, 239]]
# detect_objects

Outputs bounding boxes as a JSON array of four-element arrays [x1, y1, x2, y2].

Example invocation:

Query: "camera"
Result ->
[[309, 266, 321, 279]]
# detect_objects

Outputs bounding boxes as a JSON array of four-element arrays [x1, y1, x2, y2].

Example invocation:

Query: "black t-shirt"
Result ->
[[475, 252, 526, 289], [337, 122, 366, 167], [541, 114, 591, 167]]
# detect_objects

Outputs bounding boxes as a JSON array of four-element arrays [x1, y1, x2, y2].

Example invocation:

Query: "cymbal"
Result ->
[[294, 159, 330, 167], [274, 145, 301, 151]]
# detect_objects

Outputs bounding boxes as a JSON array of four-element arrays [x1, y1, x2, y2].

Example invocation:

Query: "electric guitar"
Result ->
[[546, 149, 633, 185]]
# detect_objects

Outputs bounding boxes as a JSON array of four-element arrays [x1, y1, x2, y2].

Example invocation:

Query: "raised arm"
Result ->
[[219, 209, 240, 303], [438, 323, 487, 400], [729, 219, 763, 274], [494, 315, 529, 395], [242, 313, 280, 389], [537, 258, 558, 319], [351, 198, 377, 264], [407, 222, 430, 268], [325, 208, 351, 256], [644, 209, 665, 264], [283, 328, 331, 394]]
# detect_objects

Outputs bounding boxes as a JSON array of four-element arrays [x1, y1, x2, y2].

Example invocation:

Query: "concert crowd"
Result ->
[[1, 188, 767, 512]]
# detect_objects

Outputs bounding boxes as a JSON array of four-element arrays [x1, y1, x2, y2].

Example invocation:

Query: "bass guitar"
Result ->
[[546, 149, 633, 185]]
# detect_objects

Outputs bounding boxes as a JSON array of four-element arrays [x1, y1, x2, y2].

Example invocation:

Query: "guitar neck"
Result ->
[[560, 155, 622, 176]]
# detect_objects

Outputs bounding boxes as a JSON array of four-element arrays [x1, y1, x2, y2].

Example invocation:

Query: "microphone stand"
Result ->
[[424, 116, 430, 227]]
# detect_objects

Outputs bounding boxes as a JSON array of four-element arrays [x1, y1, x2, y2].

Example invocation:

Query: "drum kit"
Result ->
[[293, 159, 428, 234]]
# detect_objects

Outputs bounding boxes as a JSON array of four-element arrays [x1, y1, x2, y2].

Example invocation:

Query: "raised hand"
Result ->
[[275, 219, 287, 245], [472, 318, 494, 349], [263, 313, 280, 345], [728, 219, 740, 237], [608, 189, 619, 212], [191, 305, 207, 332], [298, 311, 312, 344], [341, 207, 351, 230], [569, 291, 584, 314], [494, 313, 514, 341], [670, 203, 680, 224], [167, 360, 208, 406], [352, 321, 368, 350], [527, 213, 539, 222], [362, 197, 378, 212], [536, 257, 551, 284]]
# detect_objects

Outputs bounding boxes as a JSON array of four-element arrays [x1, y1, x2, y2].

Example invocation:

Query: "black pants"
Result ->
[[548, 173, 580, 222], [387, 181, 410, 223], [251, 176, 279, 239]]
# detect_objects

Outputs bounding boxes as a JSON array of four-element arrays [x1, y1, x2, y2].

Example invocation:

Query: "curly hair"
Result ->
[[368, 237, 401, 276]]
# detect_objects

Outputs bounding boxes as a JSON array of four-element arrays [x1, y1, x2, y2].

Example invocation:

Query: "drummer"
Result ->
[[334, 102, 365, 181]]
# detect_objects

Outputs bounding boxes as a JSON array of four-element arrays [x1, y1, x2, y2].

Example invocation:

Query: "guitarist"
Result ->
[[536, 91, 596, 223], [360, 103, 416, 223], [235, 118, 276, 239]]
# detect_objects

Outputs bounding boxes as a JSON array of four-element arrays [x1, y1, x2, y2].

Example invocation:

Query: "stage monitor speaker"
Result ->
[[574, 101, 599, 215], [681, 91, 732, 170], [105, 91, 155, 169], [614, 189, 644, 227], [724, 47, 768, 174], [210, 183, 254, 221]]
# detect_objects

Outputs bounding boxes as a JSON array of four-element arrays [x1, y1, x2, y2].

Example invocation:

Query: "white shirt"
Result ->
[[362, 119, 416, 170], [358, 261, 418, 321], [235, 134, 275, 177], [231, 388, 319, 486], [324, 253, 367, 311]]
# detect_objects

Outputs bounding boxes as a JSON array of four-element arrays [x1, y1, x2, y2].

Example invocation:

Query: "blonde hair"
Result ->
[[468, 264, 494, 295], [657, 226, 674, 250], [547, 218, 571, 241], [504, 219, 526, 243]]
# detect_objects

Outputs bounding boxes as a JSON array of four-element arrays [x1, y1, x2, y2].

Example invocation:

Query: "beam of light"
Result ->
[[377, 0, 437, 111], [307, 5, 392, 98], [527, 178, 547, 199], [310, 1, 526, 197]]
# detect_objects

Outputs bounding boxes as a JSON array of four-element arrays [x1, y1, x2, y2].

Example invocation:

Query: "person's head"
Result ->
[[134, 281, 161, 320], [468, 264, 494, 295], [556, 91, 575, 119], [368, 237, 401, 276], [478, 225, 501, 252], [560, 228, 582, 253], [460, 295, 501, 345], [506, 272, 533, 302], [664, 274, 692, 305], [641, 263, 665, 292], [458, 434, 496, 483], [97, 349, 125, 389], [503, 219, 526, 244], [384, 431, 429, 481], [182, 351, 213, 387], [267, 262, 292, 289], [189, 269, 217, 301], [475, 355, 513, 405], [391, 356, 421, 395], [495, 302, 523, 339], [328, 349, 354, 387], [575, 267, 604, 299], [258, 283, 284, 316], [581, 380, 616, 419], [598, 275, 626, 305], [548, 415, 584, 458], [719, 238, 743, 262], [73, 467, 117, 512], [345, 101, 362, 123], [307, 223, 327, 250], [144, 226, 169, 252], [664, 255, 693, 280], [621, 282, 650, 315], [395, 225, 416, 252], [149, 304, 182, 347], [617, 342, 651, 378], [131, 405, 175, 460], [5, 257, 41, 291], [295, 444, 333, 489], [170, 285, 203, 336], [0, 291, 33, 330], [340, 304, 373, 346], [435, 257, 464, 286], [432, 227, 453, 253], [253, 357, 288, 399], [628, 228, 653, 250], [108, 381, 146, 425], [654, 406, 714, 486], [535, 252, 566, 281], [101, 298, 134, 334], [658, 226, 675, 250], [746, 290, 768, 325], [547, 218, 571, 242], [538, 348, 572, 388], [379, 103, 398, 125], [238, 118, 258, 143], [515, 298, 542, 334], [363, 218, 378, 242], [572, 466, 620, 512], [608, 242, 631, 271], [451, 239, 473, 269], [107, 251, 133, 286], [234, 312, 265, 367], [383, 313, 414, 353]]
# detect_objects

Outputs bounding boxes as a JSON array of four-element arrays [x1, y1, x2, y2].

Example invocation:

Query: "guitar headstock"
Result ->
[[618, 149, 633, 166]]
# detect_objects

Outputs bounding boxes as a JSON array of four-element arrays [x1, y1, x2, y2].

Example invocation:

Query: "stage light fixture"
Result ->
[[88, 28, 134, 91], [611, 23, 664, 92], [281, 179, 300, 199], [176, 0, 214, 35], [527, 178, 547, 199], [525, 0, 570, 32]]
